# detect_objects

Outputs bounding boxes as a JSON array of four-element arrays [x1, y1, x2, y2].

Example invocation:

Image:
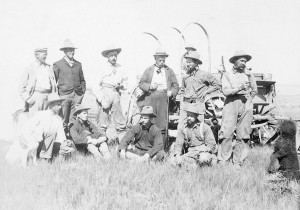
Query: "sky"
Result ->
[[0, 0, 299, 139]]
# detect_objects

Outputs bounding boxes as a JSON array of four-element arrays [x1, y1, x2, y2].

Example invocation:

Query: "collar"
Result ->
[[185, 121, 200, 129], [189, 66, 199, 76], [140, 122, 152, 130]]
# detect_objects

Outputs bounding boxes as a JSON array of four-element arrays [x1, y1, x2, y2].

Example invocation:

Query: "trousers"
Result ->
[[60, 92, 84, 125], [218, 95, 252, 165], [27, 91, 51, 117]]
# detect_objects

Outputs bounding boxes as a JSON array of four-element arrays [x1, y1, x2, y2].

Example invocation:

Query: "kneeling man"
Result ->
[[118, 106, 165, 161], [70, 104, 111, 159], [172, 104, 217, 168]]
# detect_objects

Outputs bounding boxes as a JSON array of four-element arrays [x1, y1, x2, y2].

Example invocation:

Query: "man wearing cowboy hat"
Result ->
[[118, 106, 165, 161], [218, 50, 257, 167], [139, 48, 179, 147], [171, 103, 217, 168], [69, 104, 111, 159], [179, 51, 221, 129], [53, 39, 86, 126], [93, 45, 128, 143], [181, 43, 196, 83], [6, 93, 75, 166], [19, 47, 57, 117]]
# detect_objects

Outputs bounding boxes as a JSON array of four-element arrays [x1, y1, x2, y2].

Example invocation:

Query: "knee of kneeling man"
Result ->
[[198, 152, 212, 163]]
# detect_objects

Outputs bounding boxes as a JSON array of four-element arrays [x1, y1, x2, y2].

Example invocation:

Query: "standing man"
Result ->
[[181, 43, 197, 80], [118, 106, 165, 162], [179, 51, 221, 129], [171, 103, 217, 168], [139, 48, 179, 146], [19, 47, 57, 116], [94, 46, 128, 142], [53, 39, 86, 126], [210, 118, 221, 144], [218, 50, 257, 167]]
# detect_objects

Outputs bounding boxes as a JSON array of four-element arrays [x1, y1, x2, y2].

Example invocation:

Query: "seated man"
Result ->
[[5, 93, 75, 167], [69, 104, 111, 159], [171, 103, 217, 168], [118, 106, 165, 162]]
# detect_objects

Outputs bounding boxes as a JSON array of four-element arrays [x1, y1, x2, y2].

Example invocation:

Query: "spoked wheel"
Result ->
[[204, 92, 225, 123]]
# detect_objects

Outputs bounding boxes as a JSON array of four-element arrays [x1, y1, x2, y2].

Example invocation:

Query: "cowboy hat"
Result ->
[[184, 51, 202, 64], [73, 104, 91, 116], [185, 103, 205, 115], [153, 48, 169, 57], [60, 39, 77, 51], [185, 43, 196, 51], [229, 50, 252, 64], [140, 106, 156, 117], [102, 45, 122, 58], [45, 93, 65, 107]]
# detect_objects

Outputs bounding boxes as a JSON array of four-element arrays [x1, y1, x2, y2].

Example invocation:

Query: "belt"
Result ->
[[35, 89, 51, 94], [183, 97, 205, 103], [102, 83, 117, 91]]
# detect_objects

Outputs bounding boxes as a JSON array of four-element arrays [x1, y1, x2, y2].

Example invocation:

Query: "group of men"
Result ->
[[7, 38, 257, 168]]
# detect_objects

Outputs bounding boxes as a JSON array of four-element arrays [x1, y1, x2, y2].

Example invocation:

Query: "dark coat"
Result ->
[[138, 64, 179, 99], [53, 58, 86, 96]]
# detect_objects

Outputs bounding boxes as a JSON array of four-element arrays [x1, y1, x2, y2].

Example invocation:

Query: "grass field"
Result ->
[[0, 140, 299, 210]]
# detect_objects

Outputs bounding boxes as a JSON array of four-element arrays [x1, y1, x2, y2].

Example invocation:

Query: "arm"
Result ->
[[221, 73, 242, 96], [79, 65, 86, 94], [248, 73, 257, 97], [118, 126, 137, 151], [174, 128, 185, 156], [138, 68, 151, 92], [55, 120, 67, 143], [147, 127, 164, 157], [205, 73, 221, 94], [53, 63, 59, 83], [89, 122, 104, 139], [168, 68, 179, 98], [203, 124, 217, 153], [19, 67, 30, 101], [69, 123, 91, 144]]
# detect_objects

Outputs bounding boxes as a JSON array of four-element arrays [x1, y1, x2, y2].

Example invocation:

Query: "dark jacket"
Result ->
[[69, 119, 104, 145], [118, 123, 164, 157], [139, 64, 179, 98], [53, 58, 86, 96]]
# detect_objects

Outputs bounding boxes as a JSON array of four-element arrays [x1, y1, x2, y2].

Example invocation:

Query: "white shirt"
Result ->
[[151, 66, 167, 91], [34, 62, 52, 91], [99, 62, 128, 90]]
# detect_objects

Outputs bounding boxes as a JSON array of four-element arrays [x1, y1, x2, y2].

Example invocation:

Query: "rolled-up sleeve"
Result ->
[[222, 73, 240, 96]]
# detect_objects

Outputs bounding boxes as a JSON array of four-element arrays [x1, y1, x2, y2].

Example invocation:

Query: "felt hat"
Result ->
[[185, 103, 205, 115], [229, 50, 252, 64], [153, 48, 169, 57], [185, 43, 196, 51], [102, 45, 122, 58], [184, 51, 202, 64], [45, 93, 65, 107], [73, 104, 91, 116], [60, 39, 77, 51], [140, 106, 156, 117], [34, 47, 48, 53]]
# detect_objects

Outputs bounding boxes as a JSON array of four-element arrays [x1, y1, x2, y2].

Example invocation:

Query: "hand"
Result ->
[[239, 82, 250, 91], [65, 140, 73, 147], [87, 137, 97, 145], [120, 150, 126, 159], [167, 90, 172, 97], [97, 136, 107, 144], [150, 83, 158, 90]]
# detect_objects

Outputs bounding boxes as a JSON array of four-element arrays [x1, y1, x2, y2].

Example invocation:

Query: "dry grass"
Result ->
[[0, 140, 299, 210]]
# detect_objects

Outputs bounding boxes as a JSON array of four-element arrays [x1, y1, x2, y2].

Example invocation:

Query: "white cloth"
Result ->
[[35, 63, 52, 91], [99, 62, 128, 90], [151, 66, 167, 91]]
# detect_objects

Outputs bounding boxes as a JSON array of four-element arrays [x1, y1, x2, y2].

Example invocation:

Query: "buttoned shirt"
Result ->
[[183, 67, 221, 99], [70, 119, 104, 145], [118, 122, 163, 157], [174, 121, 216, 155], [35, 62, 52, 91], [222, 67, 257, 97], [151, 66, 168, 91], [20, 110, 66, 145], [99, 62, 128, 90]]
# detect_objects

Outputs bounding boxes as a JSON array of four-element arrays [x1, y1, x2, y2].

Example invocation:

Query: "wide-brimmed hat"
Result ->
[[34, 47, 48, 53], [46, 93, 65, 107], [185, 103, 205, 115], [229, 50, 252, 64], [185, 43, 196, 51], [184, 51, 202, 64], [153, 48, 169, 57], [60, 39, 77, 51], [140, 106, 156, 117], [102, 45, 122, 58], [73, 104, 91, 116]]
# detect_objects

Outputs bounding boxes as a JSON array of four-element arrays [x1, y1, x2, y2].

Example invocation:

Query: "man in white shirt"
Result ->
[[94, 46, 128, 142]]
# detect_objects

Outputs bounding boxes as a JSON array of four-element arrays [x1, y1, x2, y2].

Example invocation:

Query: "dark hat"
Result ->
[[229, 50, 252, 64], [102, 45, 122, 58], [184, 51, 202, 64], [60, 39, 77, 51], [153, 48, 169, 57], [73, 104, 91, 116], [45, 93, 65, 108], [140, 106, 156, 117]]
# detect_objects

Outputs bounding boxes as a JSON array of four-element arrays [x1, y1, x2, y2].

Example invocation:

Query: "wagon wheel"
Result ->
[[251, 99, 283, 145], [204, 91, 225, 124]]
